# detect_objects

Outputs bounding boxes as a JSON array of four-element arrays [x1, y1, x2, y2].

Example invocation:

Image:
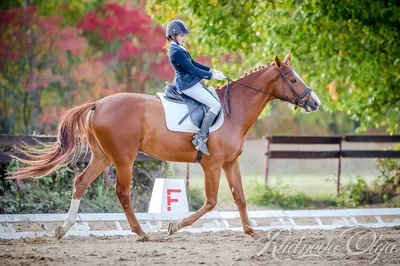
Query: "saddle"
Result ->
[[163, 83, 222, 129]]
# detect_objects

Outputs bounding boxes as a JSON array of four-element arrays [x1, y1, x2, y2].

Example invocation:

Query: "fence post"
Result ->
[[337, 139, 342, 196], [264, 137, 270, 185], [185, 162, 190, 191]]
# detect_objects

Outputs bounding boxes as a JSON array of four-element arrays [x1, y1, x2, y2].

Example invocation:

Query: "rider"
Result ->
[[166, 19, 226, 156]]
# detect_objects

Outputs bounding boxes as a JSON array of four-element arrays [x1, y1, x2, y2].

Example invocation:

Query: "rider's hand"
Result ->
[[212, 69, 226, 80]]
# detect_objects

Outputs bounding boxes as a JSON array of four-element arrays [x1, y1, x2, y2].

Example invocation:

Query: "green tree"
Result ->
[[147, 0, 400, 133]]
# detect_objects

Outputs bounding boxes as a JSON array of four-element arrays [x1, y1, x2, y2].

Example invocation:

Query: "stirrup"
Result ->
[[192, 136, 208, 149], [192, 136, 210, 155]]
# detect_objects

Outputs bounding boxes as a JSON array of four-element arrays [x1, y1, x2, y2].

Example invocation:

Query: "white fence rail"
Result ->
[[1, 208, 400, 239]]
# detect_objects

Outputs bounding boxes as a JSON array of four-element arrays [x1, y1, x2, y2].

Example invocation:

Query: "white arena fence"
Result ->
[[1, 208, 400, 239]]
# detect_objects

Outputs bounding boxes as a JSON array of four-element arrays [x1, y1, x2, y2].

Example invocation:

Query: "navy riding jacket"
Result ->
[[168, 43, 212, 92]]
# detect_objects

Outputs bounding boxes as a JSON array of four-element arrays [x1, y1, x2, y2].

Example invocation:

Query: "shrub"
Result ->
[[247, 182, 335, 209], [335, 176, 382, 207], [187, 187, 205, 211], [0, 159, 168, 213]]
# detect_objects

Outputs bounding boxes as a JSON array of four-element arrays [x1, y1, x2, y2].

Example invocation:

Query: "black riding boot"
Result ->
[[192, 111, 217, 156]]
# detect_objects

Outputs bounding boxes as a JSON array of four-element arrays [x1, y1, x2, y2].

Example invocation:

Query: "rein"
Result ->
[[223, 69, 312, 117]]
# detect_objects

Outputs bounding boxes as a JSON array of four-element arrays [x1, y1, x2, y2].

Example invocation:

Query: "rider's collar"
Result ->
[[170, 41, 187, 52]]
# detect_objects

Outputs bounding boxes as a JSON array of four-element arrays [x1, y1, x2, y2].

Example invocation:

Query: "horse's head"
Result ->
[[272, 53, 320, 112]]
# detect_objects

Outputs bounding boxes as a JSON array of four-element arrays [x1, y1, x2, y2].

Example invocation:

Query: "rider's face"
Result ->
[[176, 34, 187, 45]]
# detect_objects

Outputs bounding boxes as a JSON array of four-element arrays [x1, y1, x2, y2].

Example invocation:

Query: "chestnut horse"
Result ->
[[9, 54, 320, 240]]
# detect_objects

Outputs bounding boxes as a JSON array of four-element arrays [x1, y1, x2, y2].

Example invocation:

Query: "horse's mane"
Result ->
[[216, 62, 274, 90]]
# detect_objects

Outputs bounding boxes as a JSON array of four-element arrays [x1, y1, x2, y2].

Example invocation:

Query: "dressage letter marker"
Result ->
[[167, 189, 181, 211], [148, 178, 189, 213]]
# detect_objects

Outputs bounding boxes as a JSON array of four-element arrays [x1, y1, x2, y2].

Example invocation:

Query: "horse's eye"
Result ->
[[290, 79, 297, 83]]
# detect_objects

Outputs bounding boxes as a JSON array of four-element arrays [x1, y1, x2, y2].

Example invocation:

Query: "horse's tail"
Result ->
[[7, 102, 97, 179]]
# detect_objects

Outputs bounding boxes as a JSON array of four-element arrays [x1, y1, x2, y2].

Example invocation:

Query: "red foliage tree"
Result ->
[[0, 2, 174, 134], [78, 3, 173, 93]]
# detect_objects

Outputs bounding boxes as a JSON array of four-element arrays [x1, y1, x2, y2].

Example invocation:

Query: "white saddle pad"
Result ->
[[157, 88, 224, 133]]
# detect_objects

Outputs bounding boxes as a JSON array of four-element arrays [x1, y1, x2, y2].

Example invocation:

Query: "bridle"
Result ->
[[223, 68, 313, 117]]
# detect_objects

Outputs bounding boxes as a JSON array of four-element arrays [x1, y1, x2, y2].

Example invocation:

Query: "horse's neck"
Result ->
[[219, 68, 277, 136]]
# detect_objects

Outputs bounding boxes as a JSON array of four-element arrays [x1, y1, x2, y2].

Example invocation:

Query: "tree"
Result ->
[[0, 1, 174, 134], [0, 6, 69, 134], [147, 0, 400, 133], [78, 3, 173, 94], [0, 0, 109, 25]]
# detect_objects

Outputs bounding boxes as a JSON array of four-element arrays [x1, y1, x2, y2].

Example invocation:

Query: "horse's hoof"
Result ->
[[168, 221, 180, 236], [251, 232, 261, 241], [136, 234, 150, 242], [55, 226, 66, 240]]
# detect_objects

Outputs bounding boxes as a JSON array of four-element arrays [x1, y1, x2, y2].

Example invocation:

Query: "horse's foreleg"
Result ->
[[55, 138, 110, 239], [223, 158, 259, 239], [114, 162, 147, 239], [168, 165, 221, 235]]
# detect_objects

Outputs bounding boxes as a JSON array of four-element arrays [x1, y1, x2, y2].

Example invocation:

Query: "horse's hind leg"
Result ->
[[55, 133, 110, 239], [114, 158, 147, 239], [90, 111, 147, 239]]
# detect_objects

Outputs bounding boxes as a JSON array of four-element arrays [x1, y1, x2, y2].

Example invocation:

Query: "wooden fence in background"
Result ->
[[263, 135, 400, 195]]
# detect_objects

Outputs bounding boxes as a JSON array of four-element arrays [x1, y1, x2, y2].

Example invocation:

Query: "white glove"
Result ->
[[212, 69, 226, 80]]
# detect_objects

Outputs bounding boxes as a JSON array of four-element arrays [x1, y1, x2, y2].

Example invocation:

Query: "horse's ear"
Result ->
[[275, 56, 282, 68], [284, 52, 292, 64]]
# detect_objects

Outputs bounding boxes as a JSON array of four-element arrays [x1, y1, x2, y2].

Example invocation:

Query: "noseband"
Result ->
[[223, 68, 313, 117], [278, 69, 312, 109]]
